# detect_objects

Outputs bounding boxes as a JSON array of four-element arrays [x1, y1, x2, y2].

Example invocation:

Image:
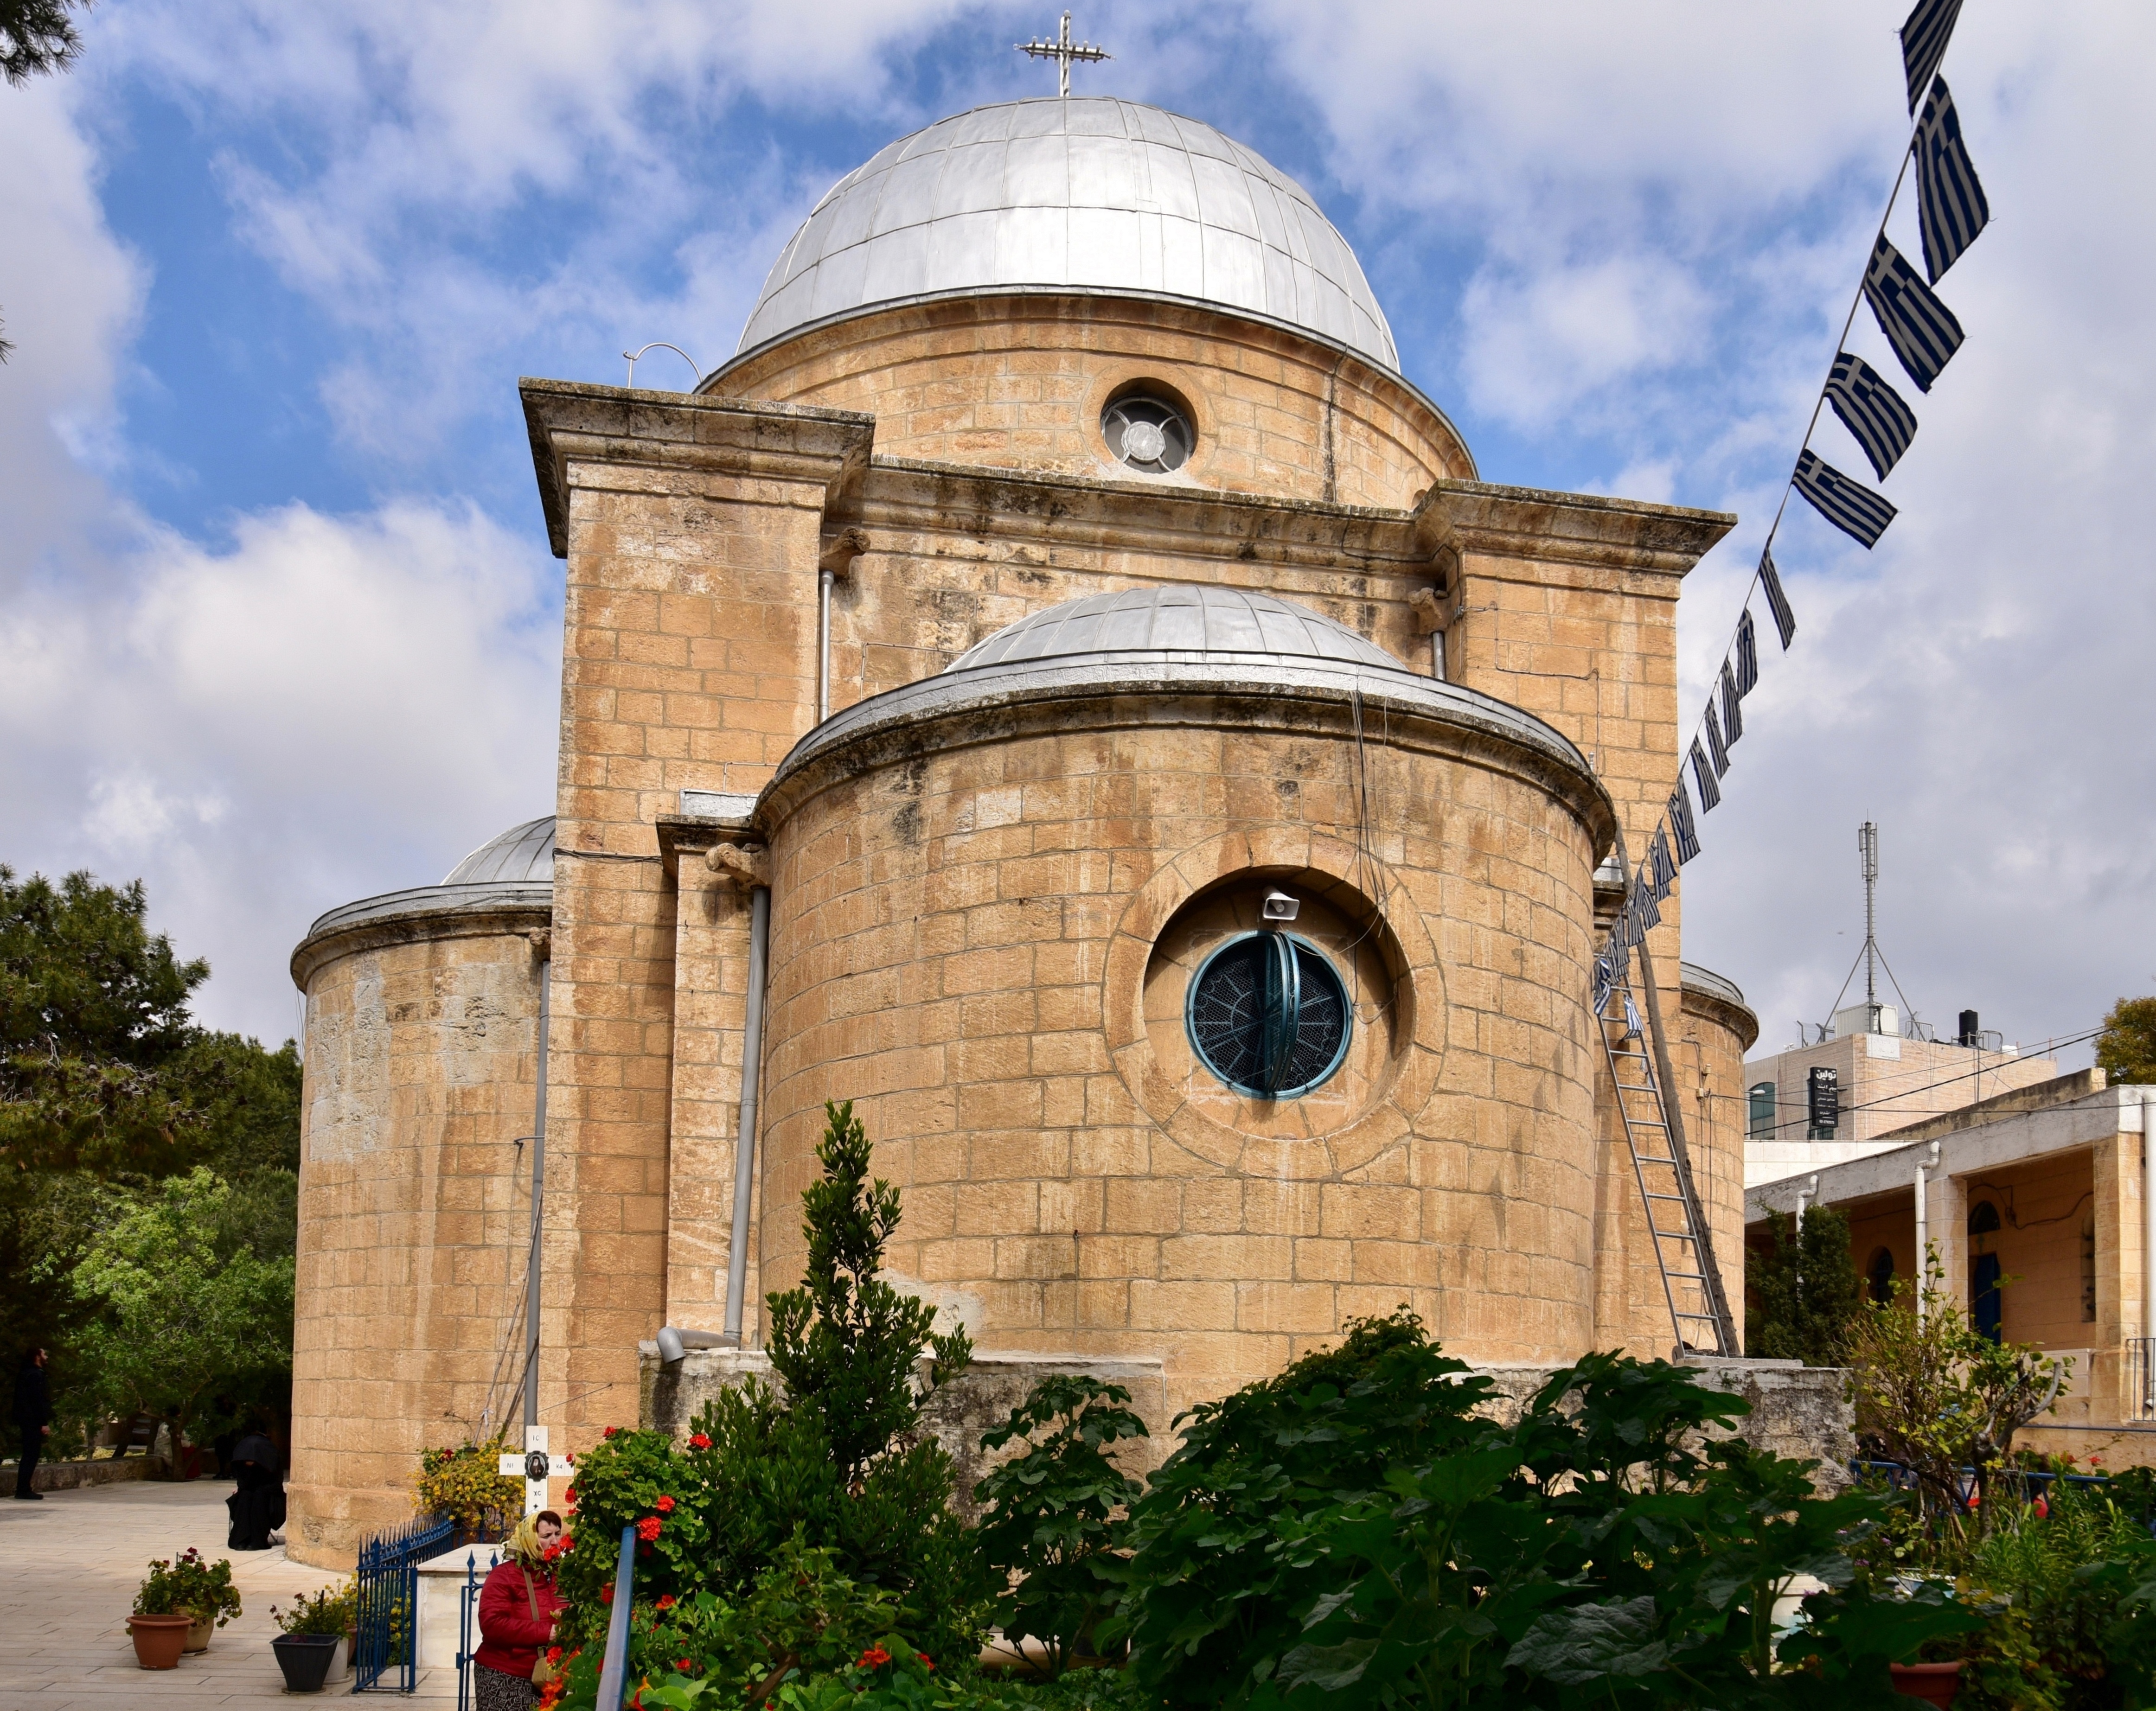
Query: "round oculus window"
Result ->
[[1184, 931, 1352, 1099], [1102, 394, 1193, 474]]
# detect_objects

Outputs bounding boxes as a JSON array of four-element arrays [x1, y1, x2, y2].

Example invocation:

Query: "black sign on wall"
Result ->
[[1808, 1066, 1840, 1136]]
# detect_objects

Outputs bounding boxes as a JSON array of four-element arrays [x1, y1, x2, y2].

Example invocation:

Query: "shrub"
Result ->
[[272, 1579, 356, 1637], [1745, 1207, 1862, 1366], [975, 1375, 1149, 1674], [416, 1438, 520, 1536], [550, 1102, 990, 1678]]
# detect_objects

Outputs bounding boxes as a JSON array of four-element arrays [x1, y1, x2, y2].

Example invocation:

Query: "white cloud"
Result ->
[[0, 497, 559, 1041]]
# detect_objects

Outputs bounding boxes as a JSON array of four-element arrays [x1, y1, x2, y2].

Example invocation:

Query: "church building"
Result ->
[[284, 93, 1771, 1565]]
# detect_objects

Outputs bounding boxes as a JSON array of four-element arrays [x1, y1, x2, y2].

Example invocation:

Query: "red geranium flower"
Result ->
[[655, 1594, 677, 1610], [637, 1516, 662, 1542], [604, 1426, 619, 1438], [546, 1647, 563, 1664], [687, 1434, 711, 1450], [918, 1655, 934, 1671], [857, 1647, 892, 1669], [601, 1583, 614, 1604], [656, 1495, 675, 1513], [678, 1660, 693, 1673]]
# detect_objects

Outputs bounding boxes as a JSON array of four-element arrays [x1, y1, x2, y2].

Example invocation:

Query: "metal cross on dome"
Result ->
[[1017, 12, 1110, 98], [498, 1424, 572, 1520]]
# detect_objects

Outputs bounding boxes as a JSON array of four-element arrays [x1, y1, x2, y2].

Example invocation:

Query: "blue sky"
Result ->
[[4, 2, 2151, 1068]]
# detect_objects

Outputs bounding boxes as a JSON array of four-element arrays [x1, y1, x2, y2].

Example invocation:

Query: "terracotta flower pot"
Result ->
[[183, 1613, 214, 1653], [273, 1634, 340, 1695], [1889, 1661, 1964, 1706], [128, 1614, 192, 1671]]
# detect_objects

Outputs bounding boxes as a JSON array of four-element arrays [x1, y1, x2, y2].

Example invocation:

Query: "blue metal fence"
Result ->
[[353, 1513, 454, 1693], [454, 1547, 500, 1711], [1850, 1459, 2111, 1510]]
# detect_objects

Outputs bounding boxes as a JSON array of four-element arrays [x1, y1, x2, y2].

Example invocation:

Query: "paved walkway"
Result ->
[[0, 1479, 458, 1709]]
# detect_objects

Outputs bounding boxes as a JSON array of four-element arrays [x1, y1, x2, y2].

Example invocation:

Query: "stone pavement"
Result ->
[[0, 1478, 459, 1709]]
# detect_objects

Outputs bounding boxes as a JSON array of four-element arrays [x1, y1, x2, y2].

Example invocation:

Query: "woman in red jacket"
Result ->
[[474, 1511, 565, 1710]]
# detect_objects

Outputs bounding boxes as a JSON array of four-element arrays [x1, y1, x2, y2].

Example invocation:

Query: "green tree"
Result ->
[[2096, 996, 2156, 1086], [1, 0, 86, 87], [767, 1099, 973, 1486], [70, 1167, 295, 1461], [0, 865, 302, 1447], [1745, 1207, 1863, 1366]]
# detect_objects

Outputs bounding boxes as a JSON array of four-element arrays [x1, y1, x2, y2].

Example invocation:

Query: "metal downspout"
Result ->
[[523, 957, 550, 1430], [2142, 1088, 2156, 1362], [721, 886, 771, 1343]]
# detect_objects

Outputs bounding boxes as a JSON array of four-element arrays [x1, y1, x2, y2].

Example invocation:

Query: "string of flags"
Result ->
[[1594, 0, 1987, 1011]]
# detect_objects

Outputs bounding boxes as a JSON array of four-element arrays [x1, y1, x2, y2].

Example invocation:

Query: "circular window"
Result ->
[[1184, 931, 1351, 1099], [1102, 393, 1193, 474]]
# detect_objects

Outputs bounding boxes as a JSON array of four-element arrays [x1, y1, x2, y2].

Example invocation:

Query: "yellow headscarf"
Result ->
[[503, 1516, 549, 1565]]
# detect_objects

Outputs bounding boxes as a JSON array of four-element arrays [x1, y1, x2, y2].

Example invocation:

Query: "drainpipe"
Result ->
[[817, 569, 832, 723], [721, 884, 771, 1343], [1795, 1172, 1818, 1232], [2142, 1089, 2156, 1352], [523, 954, 550, 1431], [1914, 1139, 1940, 1326]]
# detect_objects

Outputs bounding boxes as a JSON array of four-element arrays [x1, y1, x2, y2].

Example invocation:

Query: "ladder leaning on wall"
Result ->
[[1596, 941, 1740, 1359]]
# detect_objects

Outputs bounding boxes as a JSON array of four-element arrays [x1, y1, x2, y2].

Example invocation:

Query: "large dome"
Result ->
[[948, 586, 1399, 672], [735, 98, 1397, 372]]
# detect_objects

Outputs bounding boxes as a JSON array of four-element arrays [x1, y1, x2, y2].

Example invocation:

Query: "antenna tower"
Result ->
[[1859, 820, 1879, 1008]]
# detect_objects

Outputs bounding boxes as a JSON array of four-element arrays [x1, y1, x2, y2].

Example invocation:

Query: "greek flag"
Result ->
[[1720, 659, 1745, 746], [1759, 549, 1796, 649], [1648, 827, 1676, 899], [1796, 449, 1898, 548], [1915, 76, 1990, 281], [1592, 950, 1614, 1012], [1864, 234, 1965, 392], [1826, 350, 1918, 479], [1900, 0, 1964, 115], [1622, 988, 1647, 1041], [1668, 781, 1701, 862], [1735, 608, 1760, 692], [1634, 879, 1662, 937], [1703, 700, 1730, 775], [1690, 738, 1722, 811]]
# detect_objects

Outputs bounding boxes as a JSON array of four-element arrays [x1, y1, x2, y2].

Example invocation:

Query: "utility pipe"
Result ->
[[721, 885, 771, 1343], [1795, 1171, 1818, 1232], [1914, 1139, 1940, 1326], [2142, 1089, 2156, 1389], [523, 957, 550, 1431], [818, 569, 833, 723]]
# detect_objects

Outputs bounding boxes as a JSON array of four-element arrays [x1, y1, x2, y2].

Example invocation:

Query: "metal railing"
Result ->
[[454, 1547, 499, 1711], [353, 1513, 454, 1693], [1851, 1459, 2112, 1510], [2129, 1339, 2156, 1422]]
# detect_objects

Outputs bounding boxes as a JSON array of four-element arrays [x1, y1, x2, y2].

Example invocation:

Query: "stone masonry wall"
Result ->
[[288, 926, 544, 1567]]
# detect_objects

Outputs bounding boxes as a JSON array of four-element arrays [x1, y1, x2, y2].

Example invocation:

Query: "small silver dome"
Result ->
[[736, 98, 1397, 371], [443, 817, 555, 885], [948, 586, 1398, 672]]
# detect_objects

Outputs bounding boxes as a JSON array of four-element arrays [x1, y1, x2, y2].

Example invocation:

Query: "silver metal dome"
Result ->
[[443, 816, 555, 885], [735, 98, 1397, 371], [948, 586, 1398, 672]]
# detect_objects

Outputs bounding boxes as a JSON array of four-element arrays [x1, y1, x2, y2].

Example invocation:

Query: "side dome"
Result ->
[[444, 817, 555, 884], [736, 97, 1397, 372], [948, 586, 1398, 672]]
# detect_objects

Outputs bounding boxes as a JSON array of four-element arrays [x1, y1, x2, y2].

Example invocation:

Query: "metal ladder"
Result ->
[[1597, 954, 1739, 1357]]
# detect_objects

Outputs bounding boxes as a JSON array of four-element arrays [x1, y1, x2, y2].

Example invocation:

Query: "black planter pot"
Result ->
[[272, 1633, 340, 1694]]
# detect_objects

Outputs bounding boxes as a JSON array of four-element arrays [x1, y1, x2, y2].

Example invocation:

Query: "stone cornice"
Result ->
[[1438, 479, 1736, 578], [520, 379, 877, 559], [757, 651, 1618, 859], [290, 883, 552, 990], [654, 812, 762, 882]]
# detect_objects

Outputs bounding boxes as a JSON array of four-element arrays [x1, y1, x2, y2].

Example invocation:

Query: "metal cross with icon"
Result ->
[[1017, 12, 1109, 98], [498, 1425, 572, 1519]]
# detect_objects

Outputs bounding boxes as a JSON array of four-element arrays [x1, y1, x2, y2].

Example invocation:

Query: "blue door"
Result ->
[[1972, 1252, 2003, 1343]]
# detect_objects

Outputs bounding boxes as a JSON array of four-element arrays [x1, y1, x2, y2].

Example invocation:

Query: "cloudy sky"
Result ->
[[3, 1, 2149, 1066]]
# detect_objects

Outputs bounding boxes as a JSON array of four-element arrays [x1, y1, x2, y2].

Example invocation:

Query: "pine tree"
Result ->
[[766, 1099, 973, 1484], [1746, 1206, 1863, 1366]]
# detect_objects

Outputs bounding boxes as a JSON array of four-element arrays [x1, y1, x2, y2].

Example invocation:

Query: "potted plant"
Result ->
[[270, 1583, 355, 1694], [149, 1548, 241, 1651], [129, 1552, 235, 1670]]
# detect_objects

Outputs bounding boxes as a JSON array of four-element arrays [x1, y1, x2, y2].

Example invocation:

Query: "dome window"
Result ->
[[1102, 392, 1193, 475], [1185, 929, 1351, 1099]]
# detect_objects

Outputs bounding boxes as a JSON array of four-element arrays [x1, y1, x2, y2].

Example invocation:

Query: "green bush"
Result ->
[[550, 1103, 989, 1676]]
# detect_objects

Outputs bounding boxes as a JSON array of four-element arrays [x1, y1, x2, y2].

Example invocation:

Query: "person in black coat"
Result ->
[[225, 1423, 286, 1549], [13, 1348, 50, 1501]]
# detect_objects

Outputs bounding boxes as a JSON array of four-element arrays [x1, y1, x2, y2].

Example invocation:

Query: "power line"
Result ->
[[1751, 1023, 2106, 1140]]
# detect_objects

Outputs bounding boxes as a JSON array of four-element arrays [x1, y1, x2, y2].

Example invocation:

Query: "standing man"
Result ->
[[13, 1347, 51, 1500]]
